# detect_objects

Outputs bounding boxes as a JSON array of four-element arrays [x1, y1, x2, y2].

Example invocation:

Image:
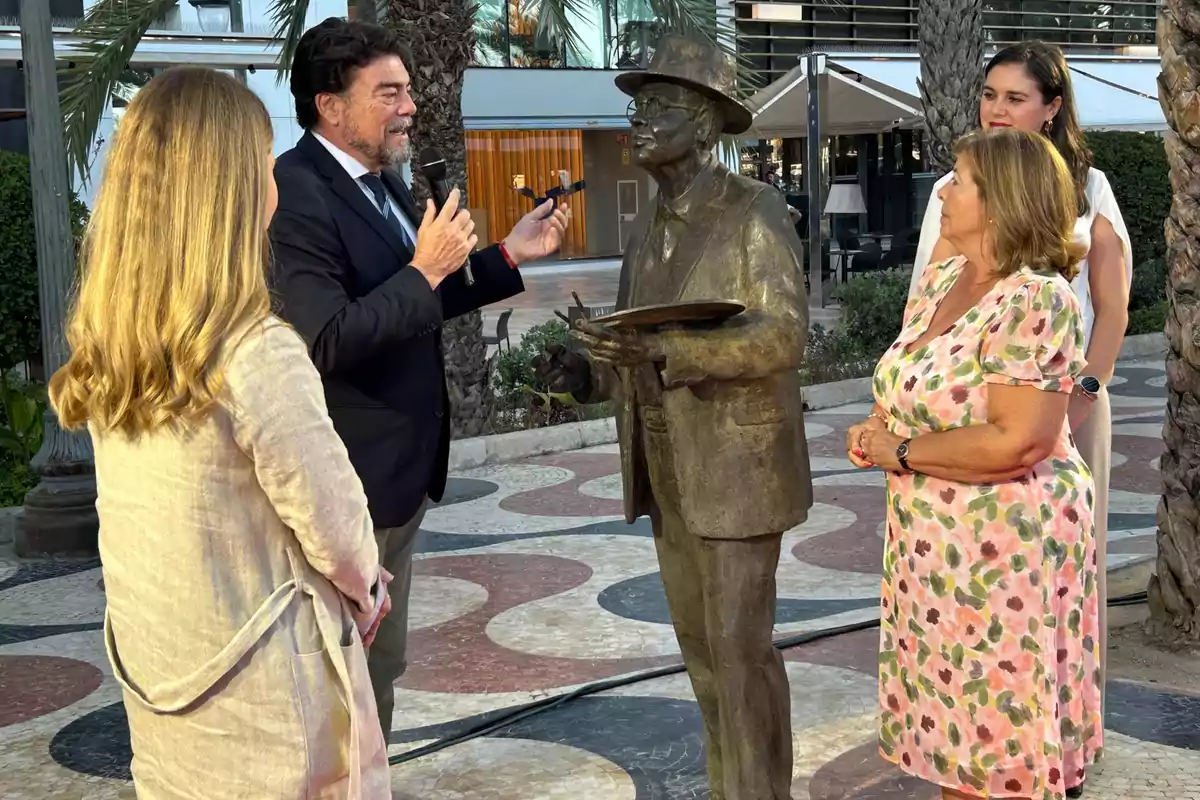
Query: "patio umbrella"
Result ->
[[745, 60, 923, 139]]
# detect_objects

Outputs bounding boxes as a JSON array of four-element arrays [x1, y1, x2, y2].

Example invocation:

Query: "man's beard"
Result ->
[[347, 120, 410, 169]]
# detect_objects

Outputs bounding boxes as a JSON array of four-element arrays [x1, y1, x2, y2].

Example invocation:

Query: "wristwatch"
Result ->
[[896, 439, 912, 472], [1078, 376, 1102, 398]]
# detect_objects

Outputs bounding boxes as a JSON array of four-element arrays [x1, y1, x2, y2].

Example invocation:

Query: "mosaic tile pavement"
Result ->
[[1, 359, 1195, 799]]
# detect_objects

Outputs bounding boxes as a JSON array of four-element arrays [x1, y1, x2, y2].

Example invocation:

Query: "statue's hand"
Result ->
[[571, 319, 662, 367], [533, 343, 593, 398]]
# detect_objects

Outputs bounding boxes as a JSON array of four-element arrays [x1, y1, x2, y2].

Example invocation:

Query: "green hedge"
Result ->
[[1087, 131, 1169, 265], [0, 452, 35, 507], [0, 150, 87, 506], [0, 377, 42, 507], [0, 149, 89, 372], [799, 269, 912, 385], [1085, 131, 1169, 336], [491, 319, 574, 406], [488, 320, 616, 431]]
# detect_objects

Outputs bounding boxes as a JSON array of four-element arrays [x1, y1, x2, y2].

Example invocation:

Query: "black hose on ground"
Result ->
[[387, 590, 1151, 765]]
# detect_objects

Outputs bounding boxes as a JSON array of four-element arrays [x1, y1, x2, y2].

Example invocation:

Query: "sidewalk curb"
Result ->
[[447, 379, 877, 472], [1117, 332, 1166, 362], [451, 333, 1164, 471], [450, 418, 617, 472], [1108, 553, 1155, 600], [803, 377, 874, 411]]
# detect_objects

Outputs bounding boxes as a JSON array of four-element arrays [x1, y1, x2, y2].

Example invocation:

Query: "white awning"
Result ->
[[744, 59, 924, 138], [0, 27, 285, 68], [839, 56, 1165, 133], [1065, 61, 1164, 131]]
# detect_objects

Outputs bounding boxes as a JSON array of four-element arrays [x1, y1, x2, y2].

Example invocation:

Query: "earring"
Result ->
[[1043, 118, 1054, 135]]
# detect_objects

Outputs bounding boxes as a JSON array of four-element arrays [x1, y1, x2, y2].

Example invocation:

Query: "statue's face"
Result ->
[[627, 82, 713, 167]]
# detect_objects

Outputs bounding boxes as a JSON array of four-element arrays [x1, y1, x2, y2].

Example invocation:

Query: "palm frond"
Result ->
[[59, 0, 179, 185], [646, 0, 759, 94], [268, 0, 312, 83], [352, 0, 383, 24], [474, 26, 508, 63], [530, 0, 591, 65]]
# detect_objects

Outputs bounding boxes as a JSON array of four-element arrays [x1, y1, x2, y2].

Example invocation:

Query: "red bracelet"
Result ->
[[499, 241, 518, 269]]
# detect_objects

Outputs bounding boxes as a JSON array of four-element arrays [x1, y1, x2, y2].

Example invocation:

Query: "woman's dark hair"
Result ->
[[984, 41, 1092, 217], [290, 18, 412, 129]]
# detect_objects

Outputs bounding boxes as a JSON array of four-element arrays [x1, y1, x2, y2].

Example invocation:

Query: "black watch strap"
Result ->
[[896, 439, 912, 472]]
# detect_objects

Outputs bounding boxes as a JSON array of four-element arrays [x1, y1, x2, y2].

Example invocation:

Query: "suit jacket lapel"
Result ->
[[296, 132, 410, 258], [667, 167, 731, 301], [619, 197, 657, 310]]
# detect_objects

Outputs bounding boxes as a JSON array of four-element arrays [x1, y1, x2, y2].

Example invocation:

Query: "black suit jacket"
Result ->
[[269, 131, 524, 528]]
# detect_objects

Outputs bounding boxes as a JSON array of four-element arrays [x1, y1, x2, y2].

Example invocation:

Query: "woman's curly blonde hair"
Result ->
[[50, 67, 275, 437]]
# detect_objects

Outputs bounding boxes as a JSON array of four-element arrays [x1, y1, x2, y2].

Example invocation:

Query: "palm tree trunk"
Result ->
[[1148, 0, 1200, 644], [387, 0, 494, 439], [917, 0, 984, 174]]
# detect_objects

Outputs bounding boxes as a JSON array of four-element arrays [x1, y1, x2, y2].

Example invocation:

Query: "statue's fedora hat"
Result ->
[[614, 34, 753, 135]]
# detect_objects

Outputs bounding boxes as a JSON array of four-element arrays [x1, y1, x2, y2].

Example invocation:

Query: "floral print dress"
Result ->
[[874, 256, 1102, 799]]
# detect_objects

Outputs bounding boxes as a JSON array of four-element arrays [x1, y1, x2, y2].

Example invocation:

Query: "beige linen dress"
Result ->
[[94, 319, 389, 798]]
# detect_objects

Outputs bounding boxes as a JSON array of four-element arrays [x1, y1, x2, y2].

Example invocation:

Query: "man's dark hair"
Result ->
[[290, 17, 412, 129]]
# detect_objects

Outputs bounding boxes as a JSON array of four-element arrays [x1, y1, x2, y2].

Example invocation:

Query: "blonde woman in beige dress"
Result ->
[[49, 67, 391, 798]]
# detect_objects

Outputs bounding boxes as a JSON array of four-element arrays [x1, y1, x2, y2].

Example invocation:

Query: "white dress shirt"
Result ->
[[312, 130, 419, 246]]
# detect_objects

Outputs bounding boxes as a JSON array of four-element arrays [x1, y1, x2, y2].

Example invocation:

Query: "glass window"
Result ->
[[1, 0, 85, 17], [609, 0, 659, 68], [466, 129, 590, 257], [473, 0, 608, 68], [465, 128, 651, 258], [474, 0, 510, 66], [853, 0, 915, 45], [733, 0, 1158, 58]]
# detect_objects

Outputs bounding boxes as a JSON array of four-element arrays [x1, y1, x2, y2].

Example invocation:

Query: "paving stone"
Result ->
[[0, 360, 1191, 799]]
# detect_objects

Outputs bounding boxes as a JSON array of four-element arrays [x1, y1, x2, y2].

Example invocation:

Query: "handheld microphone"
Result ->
[[417, 147, 474, 286]]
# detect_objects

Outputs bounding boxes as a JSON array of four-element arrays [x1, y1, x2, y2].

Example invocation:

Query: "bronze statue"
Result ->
[[537, 34, 813, 800]]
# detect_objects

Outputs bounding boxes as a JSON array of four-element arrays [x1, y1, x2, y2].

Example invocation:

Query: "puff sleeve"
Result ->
[[979, 276, 1086, 394]]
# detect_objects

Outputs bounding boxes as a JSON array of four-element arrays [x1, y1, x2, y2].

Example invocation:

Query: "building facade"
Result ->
[[0, 1, 1165, 259], [733, 0, 1164, 244], [0, 0, 666, 260], [737, 0, 1158, 78]]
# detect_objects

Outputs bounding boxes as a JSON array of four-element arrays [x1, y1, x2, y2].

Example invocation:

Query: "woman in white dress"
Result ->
[[909, 39, 1132, 778], [48, 67, 392, 798]]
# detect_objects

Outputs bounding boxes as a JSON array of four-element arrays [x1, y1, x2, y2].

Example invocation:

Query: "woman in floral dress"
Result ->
[[849, 128, 1102, 800]]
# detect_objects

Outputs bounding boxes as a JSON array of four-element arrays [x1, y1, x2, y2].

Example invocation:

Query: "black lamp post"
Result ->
[[188, 0, 234, 34], [186, 0, 246, 83]]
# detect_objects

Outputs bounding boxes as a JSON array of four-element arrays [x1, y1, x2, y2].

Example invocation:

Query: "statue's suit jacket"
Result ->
[[598, 163, 814, 539]]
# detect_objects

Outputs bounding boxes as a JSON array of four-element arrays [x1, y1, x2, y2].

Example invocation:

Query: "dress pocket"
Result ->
[[291, 648, 352, 789]]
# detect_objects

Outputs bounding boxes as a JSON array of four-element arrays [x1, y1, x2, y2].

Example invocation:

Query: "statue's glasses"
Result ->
[[626, 96, 696, 123]]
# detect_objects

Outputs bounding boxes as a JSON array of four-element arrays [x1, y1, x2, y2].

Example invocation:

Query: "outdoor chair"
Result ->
[[880, 246, 912, 271], [485, 309, 513, 351], [846, 242, 883, 278]]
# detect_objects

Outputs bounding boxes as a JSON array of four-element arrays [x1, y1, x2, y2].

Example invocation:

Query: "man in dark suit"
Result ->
[[269, 17, 568, 737]]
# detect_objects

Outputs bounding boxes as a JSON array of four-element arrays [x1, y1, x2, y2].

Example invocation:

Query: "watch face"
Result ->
[[1080, 376, 1101, 394], [896, 442, 910, 459]]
